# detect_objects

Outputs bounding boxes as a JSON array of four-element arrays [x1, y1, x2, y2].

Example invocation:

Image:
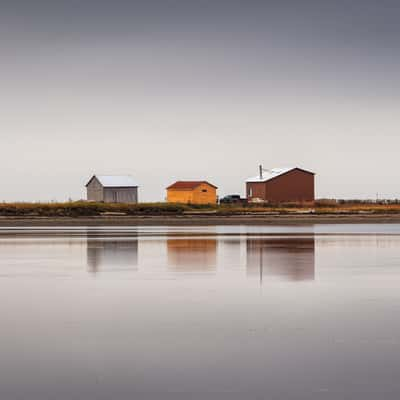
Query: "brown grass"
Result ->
[[0, 200, 400, 217]]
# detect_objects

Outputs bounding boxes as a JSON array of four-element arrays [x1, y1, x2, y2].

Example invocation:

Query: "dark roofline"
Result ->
[[166, 181, 218, 190], [247, 168, 315, 184], [85, 175, 97, 187], [288, 167, 315, 176], [85, 175, 138, 188], [103, 186, 138, 189]]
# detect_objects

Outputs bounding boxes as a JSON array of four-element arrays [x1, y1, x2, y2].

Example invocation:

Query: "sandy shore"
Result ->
[[0, 214, 400, 226]]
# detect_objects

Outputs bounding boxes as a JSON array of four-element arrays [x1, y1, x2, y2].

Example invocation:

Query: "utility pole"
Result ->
[[259, 243, 263, 287]]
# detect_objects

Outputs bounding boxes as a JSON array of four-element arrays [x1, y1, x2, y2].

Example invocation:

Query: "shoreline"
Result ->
[[1, 214, 400, 226]]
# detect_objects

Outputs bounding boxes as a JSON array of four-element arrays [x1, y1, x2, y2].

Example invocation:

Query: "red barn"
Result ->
[[246, 166, 315, 203]]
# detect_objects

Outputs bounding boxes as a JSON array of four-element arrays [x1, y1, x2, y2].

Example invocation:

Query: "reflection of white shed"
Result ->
[[86, 175, 139, 203], [87, 239, 138, 273]]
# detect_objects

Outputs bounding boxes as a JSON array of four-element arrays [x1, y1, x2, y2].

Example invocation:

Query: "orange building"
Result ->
[[166, 181, 218, 204]]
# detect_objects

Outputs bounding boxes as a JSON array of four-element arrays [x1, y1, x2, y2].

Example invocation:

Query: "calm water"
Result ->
[[1, 224, 400, 400]]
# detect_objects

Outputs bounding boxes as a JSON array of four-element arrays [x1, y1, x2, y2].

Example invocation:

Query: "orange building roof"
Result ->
[[166, 181, 218, 190]]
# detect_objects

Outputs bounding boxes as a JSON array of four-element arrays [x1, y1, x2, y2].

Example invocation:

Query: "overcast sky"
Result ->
[[1, 0, 399, 201]]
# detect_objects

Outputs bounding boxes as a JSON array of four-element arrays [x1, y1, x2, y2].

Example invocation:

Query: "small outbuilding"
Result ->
[[166, 181, 218, 204], [246, 166, 315, 203], [86, 175, 139, 203]]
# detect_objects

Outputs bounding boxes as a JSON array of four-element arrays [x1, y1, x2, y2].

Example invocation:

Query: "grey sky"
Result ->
[[1, 0, 399, 201]]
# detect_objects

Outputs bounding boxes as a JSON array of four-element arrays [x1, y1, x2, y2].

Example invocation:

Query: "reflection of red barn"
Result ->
[[246, 237, 315, 281], [246, 166, 315, 203]]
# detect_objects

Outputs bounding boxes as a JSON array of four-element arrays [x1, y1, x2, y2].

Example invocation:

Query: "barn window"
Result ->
[[202, 189, 207, 192]]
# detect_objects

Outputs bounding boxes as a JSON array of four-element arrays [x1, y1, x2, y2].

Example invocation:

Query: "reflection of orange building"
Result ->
[[246, 237, 315, 281], [166, 181, 217, 204], [167, 239, 217, 271]]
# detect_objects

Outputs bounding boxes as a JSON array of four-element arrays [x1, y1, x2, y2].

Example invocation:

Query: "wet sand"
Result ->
[[1, 214, 400, 226]]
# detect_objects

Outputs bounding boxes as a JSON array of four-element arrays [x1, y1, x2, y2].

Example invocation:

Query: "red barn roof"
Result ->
[[166, 181, 218, 190]]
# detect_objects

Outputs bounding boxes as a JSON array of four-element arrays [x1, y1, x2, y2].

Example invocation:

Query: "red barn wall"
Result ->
[[246, 182, 266, 200], [247, 169, 314, 203]]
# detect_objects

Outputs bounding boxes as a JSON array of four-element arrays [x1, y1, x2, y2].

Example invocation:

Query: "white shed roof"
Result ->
[[246, 167, 306, 183], [87, 175, 139, 187]]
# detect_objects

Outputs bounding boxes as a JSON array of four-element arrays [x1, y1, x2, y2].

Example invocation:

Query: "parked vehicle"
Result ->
[[219, 195, 248, 205]]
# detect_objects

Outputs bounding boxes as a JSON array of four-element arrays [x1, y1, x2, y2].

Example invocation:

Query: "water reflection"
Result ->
[[246, 236, 315, 282], [167, 238, 217, 272], [86, 238, 138, 273], [2, 227, 400, 399]]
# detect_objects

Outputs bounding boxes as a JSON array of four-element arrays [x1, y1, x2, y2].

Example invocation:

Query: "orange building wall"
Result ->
[[167, 183, 217, 204]]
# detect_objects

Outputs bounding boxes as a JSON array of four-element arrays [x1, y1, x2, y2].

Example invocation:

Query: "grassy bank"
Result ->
[[1, 201, 400, 217], [0, 202, 193, 217]]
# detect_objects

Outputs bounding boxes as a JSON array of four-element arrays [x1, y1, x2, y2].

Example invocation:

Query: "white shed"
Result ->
[[86, 175, 139, 203]]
